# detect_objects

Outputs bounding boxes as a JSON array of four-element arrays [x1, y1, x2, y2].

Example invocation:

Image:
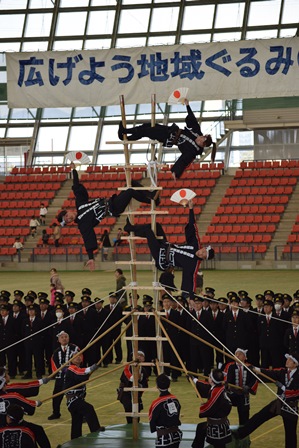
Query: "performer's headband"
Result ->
[[285, 353, 299, 365], [205, 245, 214, 260], [209, 370, 224, 384], [235, 348, 248, 357], [57, 331, 68, 338]]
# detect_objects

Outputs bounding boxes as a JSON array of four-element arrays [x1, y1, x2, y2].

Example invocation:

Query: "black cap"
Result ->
[[227, 291, 238, 300], [291, 310, 299, 317], [0, 290, 10, 298], [255, 294, 265, 302], [283, 293, 292, 302], [274, 294, 284, 304], [38, 292, 48, 301], [240, 296, 252, 303], [82, 288, 92, 296], [28, 304, 36, 311], [143, 294, 153, 304], [264, 299, 274, 307], [205, 287, 215, 297], [55, 304, 64, 311], [12, 300, 21, 307], [65, 291, 75, 298], [264, 290, 274, 298], [194, 295, 204, 303], [238, 290, 248, 298], [230, 296, 240, 304], [68, 302, 78, 309], [0, 304, 9, 311], [218, 297, 228, 304], [24, 295, 35, 302], [0, 295, 9, 302], [54, 292, 64, 301], [81, 295, 91, 302], [39, 298, 50, 305], [13, 290, 24, 298], [27, 290, 37, 299], [94, 297, 104, 303]]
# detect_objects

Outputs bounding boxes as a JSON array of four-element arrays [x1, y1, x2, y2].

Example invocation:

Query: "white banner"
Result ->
[[6, 37, 299, 108]]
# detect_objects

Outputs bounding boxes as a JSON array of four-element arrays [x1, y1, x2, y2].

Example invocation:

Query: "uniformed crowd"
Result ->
[[1, 285, 299, 448]]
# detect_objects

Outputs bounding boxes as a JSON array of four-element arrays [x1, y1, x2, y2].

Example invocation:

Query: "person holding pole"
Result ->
[[56, 163, 161, 271], [234, 352, 299, 448], [118, 99, 216, 180], [64, 352, 105, 439], [190, 368, 232, 448], [149, 374, 182, 447]]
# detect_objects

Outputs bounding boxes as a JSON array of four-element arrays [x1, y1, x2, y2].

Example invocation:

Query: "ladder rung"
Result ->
[[122, 286, 164, 290], [118, 187, 162, 191], [106, 140, 160, 145], [121, 236, 164, 240], [124, 336, 168, 341]]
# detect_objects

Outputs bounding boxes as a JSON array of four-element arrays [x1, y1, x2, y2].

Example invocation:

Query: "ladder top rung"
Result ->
[[124, 336, 168, 341], [106, 139, 160, 144], [116, 261, 154, 265], [124, 210, 168, 215]]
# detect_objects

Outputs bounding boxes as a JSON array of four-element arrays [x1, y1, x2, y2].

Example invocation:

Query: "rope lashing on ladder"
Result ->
[[147, 160, 160, 188]]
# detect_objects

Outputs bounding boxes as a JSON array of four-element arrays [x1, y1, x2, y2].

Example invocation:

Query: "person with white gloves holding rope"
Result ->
[[235, 352, 299, 448]]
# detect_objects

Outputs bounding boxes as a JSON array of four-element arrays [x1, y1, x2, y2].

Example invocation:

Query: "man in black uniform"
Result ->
[[284, 310, 299, 354], [124, 200, 214, 298], [223, 348, 258, 425], [0, 366, 50, 448], [21, 305, 44, 379], [104, 293, 123, 365], [118, 99, 216, 179], [80, 295, 99, 366], [1, 404, 36, 448], [48, 331, 80, 421], [56, 163, 160, 271], [161, 295, 180, 382], [64, 352, 104, 439], [236, 353, 299, 448], [0, 304, 17, 378], [149, 374, 182, 447]]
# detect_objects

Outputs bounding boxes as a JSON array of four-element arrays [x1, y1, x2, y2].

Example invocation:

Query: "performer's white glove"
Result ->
[[36, 400, 42, 407]]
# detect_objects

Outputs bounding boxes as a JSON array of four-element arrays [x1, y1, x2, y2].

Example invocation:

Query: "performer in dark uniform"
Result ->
[[0, 304, 18, 378], [118, 351, 149, 423], [124, 200, 214, 298], [223, 348, 258, 425], [0, 404, 36, 448], [10, 300, 26, 377], [187, 295, 213, 376], [149, 374, 182, 447], [21, 305, 44, 379], [161, 295, 180, 381], [80, 295, 99, 366], [64, 352, 105, 439], [284, 310, 299, 353], [236, 353, 299, 448], [103, 293, 123, 365], [56, 163, 160, 271], [48, 331, 80, 421], [191, 369, 232, 448], [118, 99, 216, 179], [138, 295, 157, 375], [0, 366, 50, 448]]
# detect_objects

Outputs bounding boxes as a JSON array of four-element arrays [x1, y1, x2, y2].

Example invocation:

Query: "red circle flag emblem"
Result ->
[[173, 90, 181, 99], [170, 188, 196, 205], [75, 152, 82, 160], [66, 151, 91, 164]]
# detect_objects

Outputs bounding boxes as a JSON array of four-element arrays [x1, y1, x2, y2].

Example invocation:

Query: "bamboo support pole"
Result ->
[[154, 311, 203, 403]]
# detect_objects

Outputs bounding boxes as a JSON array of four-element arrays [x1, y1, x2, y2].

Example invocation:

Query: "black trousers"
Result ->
[[68, 398, 100, 439], [110, 188, 152, 216], [128, 223, 167, 266], [238, 400, 298, 448], [52, 378, 64, 416], [229, 394, 249, 426], [125, 123, 171, 143]]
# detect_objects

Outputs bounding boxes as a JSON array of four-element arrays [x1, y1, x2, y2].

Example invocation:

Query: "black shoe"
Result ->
[[99, 426, 106, 432], [124, 218, 134, 234], [48, 414, 61, 420], [118, 121, 126, 140], [21, 373, 32, 379]]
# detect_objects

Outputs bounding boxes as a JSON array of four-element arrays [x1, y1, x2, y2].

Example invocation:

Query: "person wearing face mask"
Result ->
[[124, 200, 214, 299]]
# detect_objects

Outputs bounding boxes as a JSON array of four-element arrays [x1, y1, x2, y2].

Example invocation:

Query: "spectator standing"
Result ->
[[52, 223, 61, 247], [50, 268, 64, 294], [39, 203, 48, 225], [42, 229, 50, 246], [115, 268, 127, 307], [29, 216, 40, 238], [99, 229, 111, 261], [113, 227, 125, 246], [13, 237, 23, 261]]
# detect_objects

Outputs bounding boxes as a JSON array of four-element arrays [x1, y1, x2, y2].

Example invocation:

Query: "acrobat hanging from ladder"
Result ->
[[118, 98, 216, 180]]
